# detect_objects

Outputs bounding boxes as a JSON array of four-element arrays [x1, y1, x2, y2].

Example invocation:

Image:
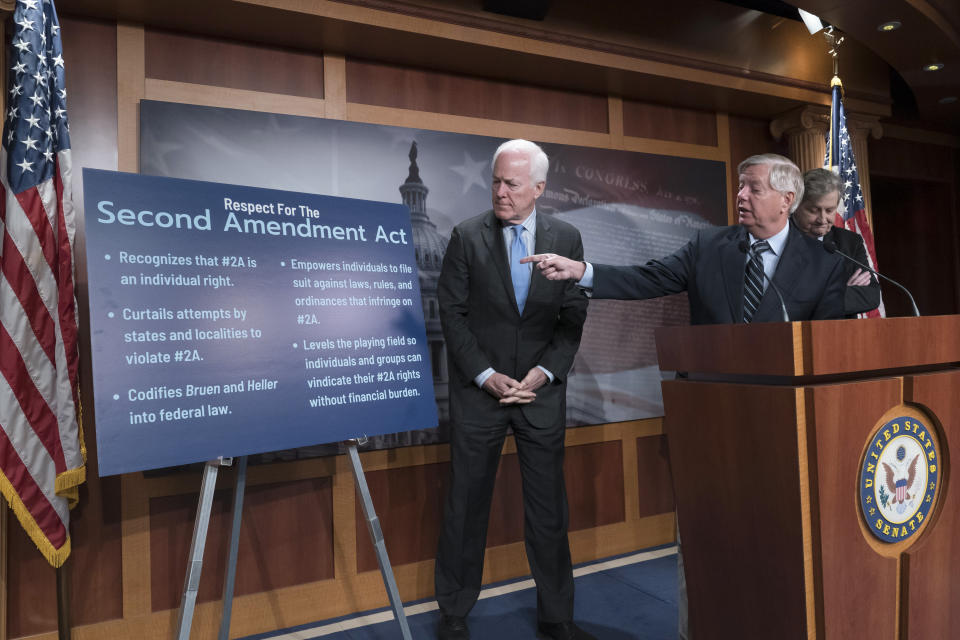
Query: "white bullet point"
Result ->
[[104, 254, 111, 260], [113, 394, 119, 400], [107, 312, 115, 318]]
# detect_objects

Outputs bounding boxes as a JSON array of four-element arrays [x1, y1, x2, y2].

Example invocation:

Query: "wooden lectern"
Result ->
[[654, 316, 960, 640]]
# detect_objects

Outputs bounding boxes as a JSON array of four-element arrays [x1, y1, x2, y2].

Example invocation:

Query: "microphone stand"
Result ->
[[822, 237, 919, 317]]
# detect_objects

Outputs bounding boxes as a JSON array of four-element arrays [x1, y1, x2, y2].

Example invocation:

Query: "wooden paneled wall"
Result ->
[[869, 135, 960, 317], [12, 7, 954, 640]]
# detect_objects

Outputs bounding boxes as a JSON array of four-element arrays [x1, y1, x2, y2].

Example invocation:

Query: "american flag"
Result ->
[[825, 79, 885, 318], [0, 0, 84, 568]]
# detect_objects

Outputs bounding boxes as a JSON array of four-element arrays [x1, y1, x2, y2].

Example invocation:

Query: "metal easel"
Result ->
[[175, 439, 411, 640]]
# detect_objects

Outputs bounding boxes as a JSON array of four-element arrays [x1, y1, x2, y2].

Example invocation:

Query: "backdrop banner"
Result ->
[[83, 168, 438, 476], [137, 100, 728, 456]]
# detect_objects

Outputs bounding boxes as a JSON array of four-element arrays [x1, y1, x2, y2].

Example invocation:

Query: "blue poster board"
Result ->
[[83, 169, 438, 476]]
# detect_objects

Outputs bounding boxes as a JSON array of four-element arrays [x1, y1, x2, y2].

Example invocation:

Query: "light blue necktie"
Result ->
[[510, 225, 530, 313]]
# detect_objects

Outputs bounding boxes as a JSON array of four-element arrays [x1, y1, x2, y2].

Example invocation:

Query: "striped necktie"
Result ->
[[743, 240, 770, 323]]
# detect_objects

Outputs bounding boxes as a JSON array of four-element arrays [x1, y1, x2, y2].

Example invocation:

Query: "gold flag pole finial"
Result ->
[[823, 26, 845, 88]]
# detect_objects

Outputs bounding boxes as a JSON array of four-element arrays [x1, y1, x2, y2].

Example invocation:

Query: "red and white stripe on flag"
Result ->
[[0, 0, 85, 568], [0, 147, 85, 568]]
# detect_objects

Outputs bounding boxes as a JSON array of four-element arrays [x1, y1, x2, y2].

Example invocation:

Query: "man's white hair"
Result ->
[[492, 139, 549, 184], [738, 153, 804, 213]]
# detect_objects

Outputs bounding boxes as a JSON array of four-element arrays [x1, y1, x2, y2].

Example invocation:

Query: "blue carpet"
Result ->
[[239, 546, 678, 640]]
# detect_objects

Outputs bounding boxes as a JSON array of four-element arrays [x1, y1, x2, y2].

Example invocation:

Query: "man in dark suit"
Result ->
[[435, 139, 591, 640], [793, 168, 881, 317], [523, 153, 847, 640], [523, 153, 846, 324]]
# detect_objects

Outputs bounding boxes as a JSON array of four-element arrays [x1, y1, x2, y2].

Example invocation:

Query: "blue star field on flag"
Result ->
[[3, 0, 70, 195]]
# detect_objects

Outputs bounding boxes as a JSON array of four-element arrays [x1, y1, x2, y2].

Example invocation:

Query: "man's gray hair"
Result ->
[[738, 153, 804, 213], [493, 139, 549, 184], [801, 168, 846, 214]]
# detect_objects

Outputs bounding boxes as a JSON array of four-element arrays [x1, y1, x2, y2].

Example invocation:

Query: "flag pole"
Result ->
[[55, 562, 70, 640], [823, 26, 844, 80], [819, 25, 886, 318], [823, 26, 845, 169], [1, 499, 7, 640]]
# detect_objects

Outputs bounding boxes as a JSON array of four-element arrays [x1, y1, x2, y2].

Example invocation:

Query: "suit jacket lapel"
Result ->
[[770, 225, 807, 306], [720, 226, 748, 322], [480, 210, 520, 315], [526, 214, 555, 315], [752, 224, 807, 321]]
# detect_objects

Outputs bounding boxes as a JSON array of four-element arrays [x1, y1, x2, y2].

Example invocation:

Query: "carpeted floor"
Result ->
[[239, 545, 679, 640]]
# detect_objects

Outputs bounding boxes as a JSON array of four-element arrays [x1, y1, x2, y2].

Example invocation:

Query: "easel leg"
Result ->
[[218, 456, 247, 640], [175, 459, 224, 640], [347, 442, 412, 640]]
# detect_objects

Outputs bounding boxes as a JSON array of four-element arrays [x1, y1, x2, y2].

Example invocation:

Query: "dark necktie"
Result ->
[[743, 240, 770, 323], [510, 225, 530, 313]]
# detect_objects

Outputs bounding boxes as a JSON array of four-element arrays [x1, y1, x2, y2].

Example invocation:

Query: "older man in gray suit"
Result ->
[[435, 139, 591, 640]]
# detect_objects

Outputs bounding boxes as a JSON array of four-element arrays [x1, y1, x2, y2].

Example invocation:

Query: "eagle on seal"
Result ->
[[883, 454, 919, 504]]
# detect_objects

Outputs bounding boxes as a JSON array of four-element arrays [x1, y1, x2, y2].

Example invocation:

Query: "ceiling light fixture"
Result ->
[[939, 96, 958, 104], [798, 8, 824, 35], [877, 21, 901, 32], [923, 63, 945, 72]]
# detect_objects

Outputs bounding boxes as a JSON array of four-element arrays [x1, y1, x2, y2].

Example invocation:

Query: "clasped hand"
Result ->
[[483, 369, 548, 405]]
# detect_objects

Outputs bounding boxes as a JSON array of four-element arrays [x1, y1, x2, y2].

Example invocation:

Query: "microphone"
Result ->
[[822, 237, 919, 317], [738, 239, 790, 322]]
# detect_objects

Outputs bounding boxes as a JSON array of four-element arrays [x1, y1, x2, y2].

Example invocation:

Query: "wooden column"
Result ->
[[770, 105, 830, 173]]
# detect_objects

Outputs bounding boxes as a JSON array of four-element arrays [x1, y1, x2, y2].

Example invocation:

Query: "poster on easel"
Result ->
[[83, 168, 438, 476]]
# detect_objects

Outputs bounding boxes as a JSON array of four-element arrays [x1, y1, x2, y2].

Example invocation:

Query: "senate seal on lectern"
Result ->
[[859, 415, 941, 544]]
